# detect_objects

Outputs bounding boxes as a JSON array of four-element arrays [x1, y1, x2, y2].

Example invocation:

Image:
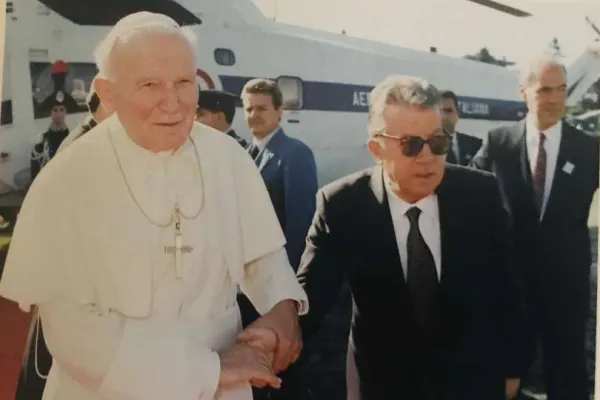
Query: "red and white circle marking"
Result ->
[[196, 68, 215, 90]]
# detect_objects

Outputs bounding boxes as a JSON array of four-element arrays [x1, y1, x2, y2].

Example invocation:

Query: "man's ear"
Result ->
[[367, 138, 383, 164], [94, 78, 115, 109]]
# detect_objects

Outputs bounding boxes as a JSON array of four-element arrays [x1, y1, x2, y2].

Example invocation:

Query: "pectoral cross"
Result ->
[[164, 206, 193, 280]]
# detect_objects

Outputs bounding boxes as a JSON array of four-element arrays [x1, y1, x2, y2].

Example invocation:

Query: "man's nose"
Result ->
[[417, 142, 436, 160], [161, 87, 180, 112]]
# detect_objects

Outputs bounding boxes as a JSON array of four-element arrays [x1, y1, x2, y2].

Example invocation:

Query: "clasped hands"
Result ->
[[217, 300, 301, 391]]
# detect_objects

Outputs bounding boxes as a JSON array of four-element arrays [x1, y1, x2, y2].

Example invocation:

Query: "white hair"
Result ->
[[368, 75, 441, 137], [93, 12, 198, 79], [519, 54, 566, 87]]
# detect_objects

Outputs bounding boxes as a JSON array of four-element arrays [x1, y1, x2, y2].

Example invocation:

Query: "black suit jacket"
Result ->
[[297, 165, 525, 399], [470, 119, 599, 314], [446, 132, 482, 166]]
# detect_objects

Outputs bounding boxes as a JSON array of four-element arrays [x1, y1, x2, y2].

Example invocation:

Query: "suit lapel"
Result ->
[[434, 168, 461, 285], [543, 122, 575, 220], [368, 166, 406, 287], [456, 133, 474, 165], [513, 120, 533, 191], [511, 120, 543, 220], [256, 129, 283, 171], [446, 149, 457, 165]]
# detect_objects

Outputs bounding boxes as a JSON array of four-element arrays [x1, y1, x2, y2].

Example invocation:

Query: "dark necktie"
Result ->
[[532, 132, 547, 210], [406, 207, 439, 336], [248, 144, 259, 160]]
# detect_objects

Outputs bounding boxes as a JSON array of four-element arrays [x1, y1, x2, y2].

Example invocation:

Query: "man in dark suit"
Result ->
[[471, 55, 599, 400], [239, 78, 318, 399], [195, 88, 248, 148], [440, 90, 482, 166], [297, 75, 525, 400]]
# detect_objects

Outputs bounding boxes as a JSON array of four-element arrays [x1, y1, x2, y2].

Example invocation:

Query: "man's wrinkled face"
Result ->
[[368, 104, 447, 203], [100, 31, 198, 152], [520, 63, 566, 130]]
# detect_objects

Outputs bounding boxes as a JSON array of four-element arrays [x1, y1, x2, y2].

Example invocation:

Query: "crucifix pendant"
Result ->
[[164, 206, 193, 280]]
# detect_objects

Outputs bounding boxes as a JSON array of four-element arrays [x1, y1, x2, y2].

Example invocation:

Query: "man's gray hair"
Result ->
[[93, 12, 198, 79], [368, 75, 440, 137], [519, 54, 566, 87]]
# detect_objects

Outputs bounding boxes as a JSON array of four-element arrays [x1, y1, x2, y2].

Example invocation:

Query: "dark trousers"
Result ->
[[15, 323, 51, 400], [441, 368, 505, 400], [522, 295, 589, 400], [354, 367, 505, 400]]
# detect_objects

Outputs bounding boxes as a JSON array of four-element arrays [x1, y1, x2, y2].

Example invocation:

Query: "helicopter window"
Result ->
[[214, 49, 235, 66], [277, 76, 303, 110], [30, 61, 98, 119]]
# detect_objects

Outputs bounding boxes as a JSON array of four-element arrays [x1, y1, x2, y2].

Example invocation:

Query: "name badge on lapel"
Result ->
[[562, 161, 575, 175]]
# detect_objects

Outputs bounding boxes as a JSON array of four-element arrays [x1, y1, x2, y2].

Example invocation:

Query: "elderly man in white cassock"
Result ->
[[0, 11, 308, 400]]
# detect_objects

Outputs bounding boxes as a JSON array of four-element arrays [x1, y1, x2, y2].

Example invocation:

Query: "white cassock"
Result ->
[[0, 114, 309, 400]]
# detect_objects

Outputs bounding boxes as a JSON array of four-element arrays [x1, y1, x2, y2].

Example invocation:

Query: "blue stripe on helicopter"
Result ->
[[219, 75, 527, 122]]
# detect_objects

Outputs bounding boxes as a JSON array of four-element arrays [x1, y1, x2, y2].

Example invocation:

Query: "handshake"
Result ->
[[217, 300, 302, 391]]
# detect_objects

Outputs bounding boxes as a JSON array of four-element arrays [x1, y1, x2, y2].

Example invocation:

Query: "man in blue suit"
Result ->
[[241, 78, 318, 271], [238, 78, 318, 399]]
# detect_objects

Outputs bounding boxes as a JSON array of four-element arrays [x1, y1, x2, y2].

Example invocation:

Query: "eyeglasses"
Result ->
[[375, 132, 452, 157]]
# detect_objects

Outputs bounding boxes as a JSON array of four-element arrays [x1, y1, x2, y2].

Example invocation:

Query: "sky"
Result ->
[[251, 0, 600, 68]]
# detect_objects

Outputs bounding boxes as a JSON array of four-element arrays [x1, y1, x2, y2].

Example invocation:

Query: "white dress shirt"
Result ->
[[526, 117, 562, 218], [252, 127, 279, 152], [383, 174, 442, 279], [451, 133, 460, 162]]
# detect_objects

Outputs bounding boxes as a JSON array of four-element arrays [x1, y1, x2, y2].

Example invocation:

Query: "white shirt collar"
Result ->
[[525, 116, 562, 148], [383, 172, 439, 220], [252, 127, 280, 151]]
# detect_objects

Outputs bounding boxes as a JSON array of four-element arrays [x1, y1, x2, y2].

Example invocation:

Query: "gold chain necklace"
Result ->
[[108, 128, 205, 229]]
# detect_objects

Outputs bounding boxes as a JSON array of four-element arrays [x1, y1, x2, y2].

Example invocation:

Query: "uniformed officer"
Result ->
[[196, 89, 248, 148], [30, 92, 70, 183]]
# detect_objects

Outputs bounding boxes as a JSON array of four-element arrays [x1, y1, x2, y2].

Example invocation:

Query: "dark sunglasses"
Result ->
[[376, 133, 452, 157]]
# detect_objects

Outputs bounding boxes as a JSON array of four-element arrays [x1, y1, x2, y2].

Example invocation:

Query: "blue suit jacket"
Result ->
[[252, 129, 318, 271]]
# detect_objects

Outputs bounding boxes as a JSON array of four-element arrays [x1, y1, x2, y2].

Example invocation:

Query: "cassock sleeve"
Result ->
[[39, 301, 222, 400], [240, 248, 309, 316]]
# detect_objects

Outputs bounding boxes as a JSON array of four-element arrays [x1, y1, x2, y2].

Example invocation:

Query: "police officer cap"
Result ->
[[197, 89, 239, 113], [51, 91, 67, 107]]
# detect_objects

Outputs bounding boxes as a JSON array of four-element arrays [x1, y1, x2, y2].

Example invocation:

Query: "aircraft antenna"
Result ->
[[586, 16, 600, 39]]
